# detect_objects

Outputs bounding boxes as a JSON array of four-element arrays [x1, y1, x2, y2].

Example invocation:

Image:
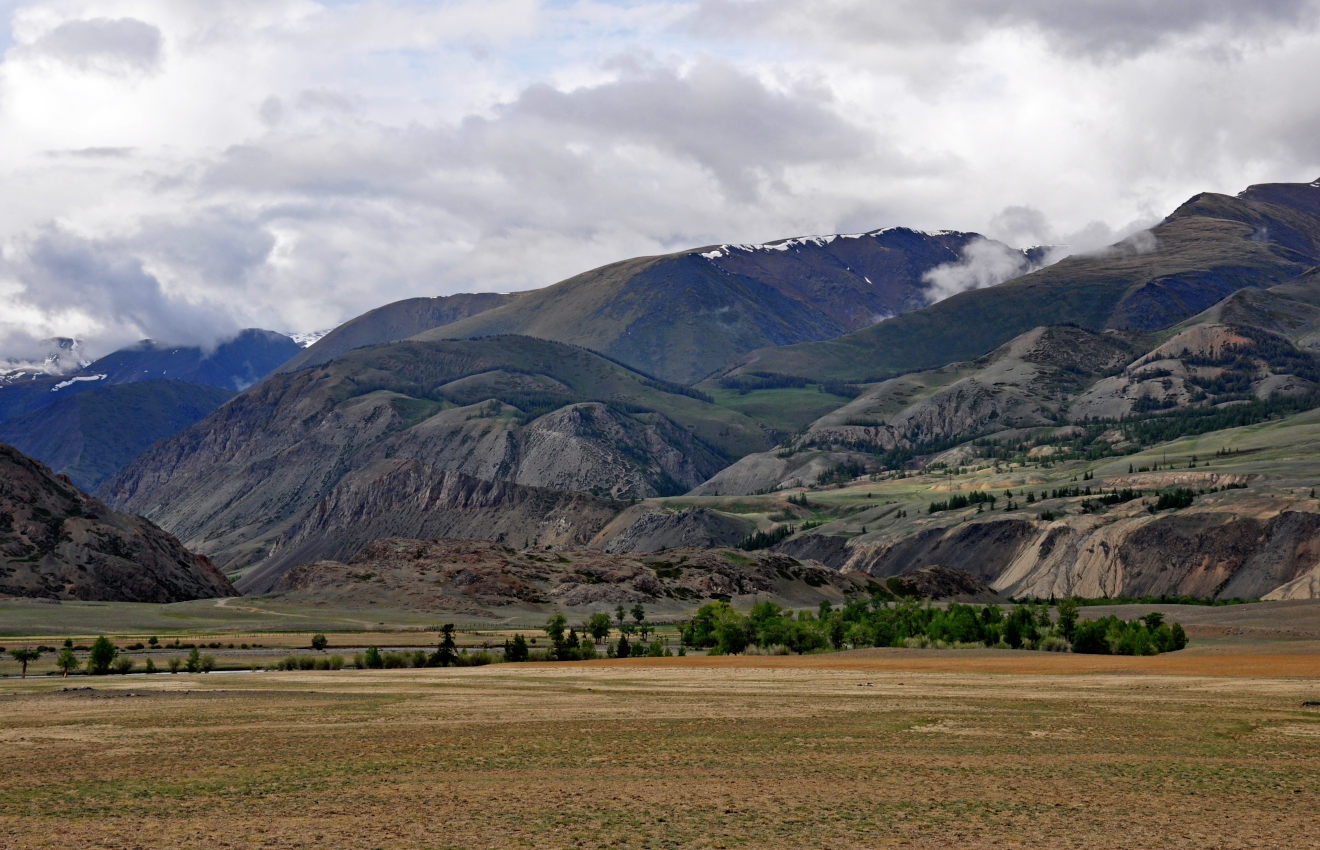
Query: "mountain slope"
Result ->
[[277, 292, 512, 373], [0, 380, 234, 491], [104, 335, 770, 579], [721, 178, 1320, 383], [418, 229, 1024, 383], [0, 443, 233, 601]]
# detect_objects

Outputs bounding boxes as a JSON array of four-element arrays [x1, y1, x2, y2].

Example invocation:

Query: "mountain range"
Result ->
[[9, 176, 1320, 608], [0, 329, 302, 490]]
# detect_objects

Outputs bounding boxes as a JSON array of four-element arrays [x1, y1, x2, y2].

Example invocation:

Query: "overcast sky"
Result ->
[[2, 0, 1319, 359]]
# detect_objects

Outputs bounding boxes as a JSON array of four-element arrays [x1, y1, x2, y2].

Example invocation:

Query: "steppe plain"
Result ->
[[3, 603, 1320, 849]]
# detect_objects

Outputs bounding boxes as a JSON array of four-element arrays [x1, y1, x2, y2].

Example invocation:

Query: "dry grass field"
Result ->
[[3, 649, 1320, 849]]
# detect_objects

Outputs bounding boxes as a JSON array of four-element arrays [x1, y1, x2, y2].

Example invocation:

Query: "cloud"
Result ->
[[921, 238, 1034, 303], [26, 17, 161, 75], [0, 225, 239, 358], [691, 0, 1320, 59]]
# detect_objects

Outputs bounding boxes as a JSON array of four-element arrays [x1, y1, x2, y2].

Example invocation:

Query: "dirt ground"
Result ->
[[3, 649, 1320, 849]]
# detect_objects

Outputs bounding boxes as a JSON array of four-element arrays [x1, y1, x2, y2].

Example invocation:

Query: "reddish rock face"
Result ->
[[0, 443, 234, 602]]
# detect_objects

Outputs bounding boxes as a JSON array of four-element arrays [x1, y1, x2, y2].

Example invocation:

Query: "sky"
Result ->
[[2, 0, 1319, 360]]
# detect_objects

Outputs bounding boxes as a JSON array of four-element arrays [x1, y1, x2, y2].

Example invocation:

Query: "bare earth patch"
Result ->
[[3, 649, 1320, 849]]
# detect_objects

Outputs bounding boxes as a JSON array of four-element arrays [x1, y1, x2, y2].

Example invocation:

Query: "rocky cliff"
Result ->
[[0, 443, 234, 601]]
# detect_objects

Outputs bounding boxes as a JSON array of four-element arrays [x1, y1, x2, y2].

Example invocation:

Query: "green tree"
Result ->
[[615, 605, 626, 632], [55, 647, 79, 678], [434, 624, 458, 667], [88, 636, 117, 675], [185, 646, 202, 673], [1056, 597, 1080, 641], [8, 647, 40, 679], [504, 633, 529, 662], [363, 646, 383, 669], [545, 612, 568, 660], [615, 634, 631, 658], [310, 633, 328, 651], [631, 603, 645, 625], [585, 612, 612, 644]]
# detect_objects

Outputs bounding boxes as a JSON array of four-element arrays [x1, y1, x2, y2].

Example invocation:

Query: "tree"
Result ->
[[615, 634, 631, 658], [615, 605, 626, 632], [8, 647, 40, 679], [55, 647, 79, 678], [434, 624, 458, 667], [185, 646, 202, 673], [363, 646, 383, 669], [1056, 597, 1080, 641], [310, 633, 328, 651], [545, 612, 568, 659], [631, 603, 645, 625], [585, 612, 612, 645], [88, 636, 117, 675], [504, 633, 529, 662]]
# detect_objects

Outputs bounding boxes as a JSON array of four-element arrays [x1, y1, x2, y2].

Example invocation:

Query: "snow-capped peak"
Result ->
[[697, 227, 955, 261], [288, 329, 332, 348]]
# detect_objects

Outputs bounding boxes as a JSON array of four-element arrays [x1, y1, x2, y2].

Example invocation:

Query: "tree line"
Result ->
[[676, 597, 1188, 656]]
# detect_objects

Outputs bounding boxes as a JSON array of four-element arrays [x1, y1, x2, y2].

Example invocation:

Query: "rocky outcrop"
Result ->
[[593, 506, 754, 554], [0, 443, 233, 602], [239, 462, 621, 594], [269, 538, 874, 615], [885, 565, 1001, 602]]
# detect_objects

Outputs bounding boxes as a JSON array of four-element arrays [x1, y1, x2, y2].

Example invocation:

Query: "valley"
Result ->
[[3, 641, 1319, 849]]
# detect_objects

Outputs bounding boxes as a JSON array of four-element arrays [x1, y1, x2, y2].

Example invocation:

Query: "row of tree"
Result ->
[[677, 597, 1188, 656], [6, 637, 216, 677]]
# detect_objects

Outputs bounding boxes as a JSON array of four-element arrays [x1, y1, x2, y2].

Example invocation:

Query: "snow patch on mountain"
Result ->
[[51, 374, 107, 392]]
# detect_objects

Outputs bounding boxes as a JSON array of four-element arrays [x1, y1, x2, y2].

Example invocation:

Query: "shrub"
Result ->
[[310, 633, 328, 651], [298, 655, 317, 670], [327, 654, 344, 670], [381, 651, 408, 669], [1038, 635, 1072, 652], [199, 655, 216, 673], [113, 657, 134, 674], [353, 652, 366, 669], [168, 657, 182, 673], [144, 658, 158, 674], [461, 650, 495, 667]]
